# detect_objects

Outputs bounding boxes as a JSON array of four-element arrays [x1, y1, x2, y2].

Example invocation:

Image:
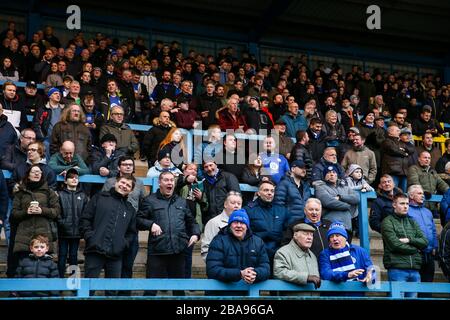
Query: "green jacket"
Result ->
[[381, 213, 428, 270], [407, 165, 449, 194], [48, 153, 90, 176], [11, 183, 61, 253]]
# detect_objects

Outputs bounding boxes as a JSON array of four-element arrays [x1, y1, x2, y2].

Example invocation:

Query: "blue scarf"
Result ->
[[329, 243, 355, 274], [305, 218, 321, 227], [205, 170, 220, 186]]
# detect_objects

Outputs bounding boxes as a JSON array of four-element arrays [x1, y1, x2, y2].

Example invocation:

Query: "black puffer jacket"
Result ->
[[16, 254, 59, 279], [15, 254, 59, 297], [79, 188, 136, 259], [137, 190, 200, 255], [57, 188, 89, 238], [369, 188, 404, 234]]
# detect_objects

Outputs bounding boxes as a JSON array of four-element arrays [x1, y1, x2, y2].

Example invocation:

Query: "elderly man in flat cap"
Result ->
[[273, 223, 321, 289]]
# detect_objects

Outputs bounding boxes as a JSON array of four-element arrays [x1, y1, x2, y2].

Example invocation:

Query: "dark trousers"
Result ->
[[58, 238, 80, 277], [145, 253, 185, 296], [117, 234, 139, 296], [419, 252, 435, 298], [420, 252, 435, 282], [183, 245, 194, 278], [6, 224, 17, 278], [121, 234, 139, 278], [84, 252, 122, 296]]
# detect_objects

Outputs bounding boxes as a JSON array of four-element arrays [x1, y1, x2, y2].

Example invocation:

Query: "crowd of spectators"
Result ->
[[0, 19, 450, 297]]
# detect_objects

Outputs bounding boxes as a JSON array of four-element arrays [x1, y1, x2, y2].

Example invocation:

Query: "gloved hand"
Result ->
[[307, 275, 321, 289]]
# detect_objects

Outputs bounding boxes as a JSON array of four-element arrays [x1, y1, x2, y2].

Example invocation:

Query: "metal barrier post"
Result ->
[[77, 279, 91, 298], [183, 129, 193, 162], [358, 191, 376, 252], [389, 281, 403, 299]]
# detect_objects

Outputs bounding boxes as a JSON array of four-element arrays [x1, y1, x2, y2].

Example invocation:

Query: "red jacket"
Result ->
[[174, 108, 198, 129], [217, 108, 248, 132]]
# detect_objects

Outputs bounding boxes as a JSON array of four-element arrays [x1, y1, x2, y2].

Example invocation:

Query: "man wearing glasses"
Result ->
[[1, 128, 35, 171], [99, 105, 139, 157]]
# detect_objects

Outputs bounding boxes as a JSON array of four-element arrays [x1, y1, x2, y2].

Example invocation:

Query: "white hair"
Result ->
[[305, 198, 322, 209], [407, 184, 423, 197]]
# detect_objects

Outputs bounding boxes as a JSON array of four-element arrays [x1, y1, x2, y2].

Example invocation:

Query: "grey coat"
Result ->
[[314, 180, 359, 230], [273, 239, 319, 285]]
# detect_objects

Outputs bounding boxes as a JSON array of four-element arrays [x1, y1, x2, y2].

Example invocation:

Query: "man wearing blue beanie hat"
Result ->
[[228, 209, 250, 230], [318, 221, 375, 285], [47, 87, 60, 98], [206, 208, 270, 285], [326, 221, 348, 240]]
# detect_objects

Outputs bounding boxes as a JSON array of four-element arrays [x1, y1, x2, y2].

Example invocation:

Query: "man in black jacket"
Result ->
[[369, 174, 404, 233], [202, 160, 241, 224], [142, 111, 174, 166], [79, 175, 137, 295], [137, 171, 200, 296]]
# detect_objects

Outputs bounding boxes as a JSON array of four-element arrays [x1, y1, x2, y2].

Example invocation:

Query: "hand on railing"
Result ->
[[307, 275, 321, 289], [241, 267, 257, 284]]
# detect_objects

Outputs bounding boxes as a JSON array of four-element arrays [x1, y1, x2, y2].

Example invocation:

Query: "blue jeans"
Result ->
[[388, 268, 421, 298], [58, 238, 80, 277], [392, 175, 407, 193]]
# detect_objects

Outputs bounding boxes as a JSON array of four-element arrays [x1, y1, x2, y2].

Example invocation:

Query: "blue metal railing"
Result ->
[[0, 80, 46, 90], [0, 278, 448, 299]]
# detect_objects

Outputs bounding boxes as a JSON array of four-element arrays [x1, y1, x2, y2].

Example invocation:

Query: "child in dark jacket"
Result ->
[[57, 168, 89, 277], [15, 235, 59, 297]]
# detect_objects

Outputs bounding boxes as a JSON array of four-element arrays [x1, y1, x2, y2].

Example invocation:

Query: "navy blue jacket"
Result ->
[[244, 198, 288, 260], [206, 227, 270, 283], [273, 175, 311, 225], [369, 188, 403, 234], [0, 170, 8, 221], [440, 188, 450, 226], [311, 157, 345, 183], [0, 114, 18, 153]]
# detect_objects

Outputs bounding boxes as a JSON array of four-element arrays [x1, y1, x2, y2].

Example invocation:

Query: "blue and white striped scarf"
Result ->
[[329, 243, 355, 274]]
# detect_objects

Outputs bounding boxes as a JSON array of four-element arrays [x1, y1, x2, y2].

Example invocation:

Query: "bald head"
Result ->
[[60, 140, 75, 163]]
